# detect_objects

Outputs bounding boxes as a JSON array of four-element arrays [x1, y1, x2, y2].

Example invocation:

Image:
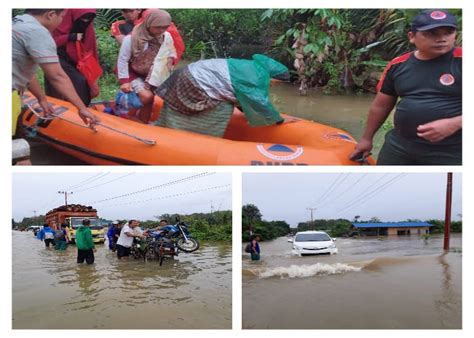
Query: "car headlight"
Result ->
[[329, 243, 336, 248]]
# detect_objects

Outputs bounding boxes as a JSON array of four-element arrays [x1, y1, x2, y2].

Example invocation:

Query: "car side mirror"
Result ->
[[288, 238, 293, 243], [332, 238, 337, 241]]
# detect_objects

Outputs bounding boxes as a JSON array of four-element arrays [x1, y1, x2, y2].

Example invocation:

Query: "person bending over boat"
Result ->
[[45, 9, 101, 106], [12, 9, 99, 138], [154, 54, 290, 137], [117, 9, 177, 124]]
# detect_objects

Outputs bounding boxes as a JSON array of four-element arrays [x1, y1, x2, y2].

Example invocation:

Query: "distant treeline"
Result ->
[[13, 210, 232, 242], [242, 204, 462, 241], [242, 204, 290, 241]]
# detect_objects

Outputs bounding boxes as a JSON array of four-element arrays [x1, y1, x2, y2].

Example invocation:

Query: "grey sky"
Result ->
[[12, 172, 231, 222], [243, 173, 462, 226]]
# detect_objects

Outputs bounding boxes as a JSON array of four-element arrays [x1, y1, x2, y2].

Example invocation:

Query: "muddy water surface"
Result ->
[[12, 231, 231, 329], [242, 234, 462, 329]]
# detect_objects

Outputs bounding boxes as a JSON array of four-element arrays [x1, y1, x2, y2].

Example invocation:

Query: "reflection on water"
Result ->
[[12, 232, 231, 329], [242, 234, 462, 329], [270, 84, 386, 155]]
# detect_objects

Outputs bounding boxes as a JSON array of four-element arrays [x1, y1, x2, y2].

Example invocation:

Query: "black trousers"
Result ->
[[44, 239, 55, 248], [77, 249, 95, 264], [377, 130, 462, 165], [116, 244, 131, 259], [44, 55, 91, 106]]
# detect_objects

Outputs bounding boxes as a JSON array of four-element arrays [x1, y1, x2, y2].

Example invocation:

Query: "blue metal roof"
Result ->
[[352, 222, 433, 228]]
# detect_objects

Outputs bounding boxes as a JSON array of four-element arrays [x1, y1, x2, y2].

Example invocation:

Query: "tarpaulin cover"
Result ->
[[227, 54, 288, 126]]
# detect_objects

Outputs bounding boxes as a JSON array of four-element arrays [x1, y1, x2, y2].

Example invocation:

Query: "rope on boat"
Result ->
[[26, 103, 157, 146]]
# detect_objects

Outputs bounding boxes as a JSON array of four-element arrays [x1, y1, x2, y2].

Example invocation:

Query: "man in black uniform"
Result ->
[[351, 9, 462, 165]]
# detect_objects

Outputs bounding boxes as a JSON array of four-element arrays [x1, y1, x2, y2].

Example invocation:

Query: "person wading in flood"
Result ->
[[250, 235, 261, 261], [116, 219, 144, 259], [37, 222, 56, 248], [76, 219, 95, 265]]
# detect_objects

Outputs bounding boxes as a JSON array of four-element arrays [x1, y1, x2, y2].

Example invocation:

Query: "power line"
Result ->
[[338, 174, 406, 216], [92, 172, 215, 204], [317, 173, 368, 210], [333, 173, 390, 213], [315, 173, 350, 209], [100, 184, 231, 208], [311, 173, 344, 207], [65, 173, 109, 191], [74, 173, 135, 193], [336, 174, 402, 215]]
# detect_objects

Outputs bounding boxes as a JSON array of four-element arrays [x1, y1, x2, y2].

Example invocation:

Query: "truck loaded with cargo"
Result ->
[[44, 204, 105, 244]]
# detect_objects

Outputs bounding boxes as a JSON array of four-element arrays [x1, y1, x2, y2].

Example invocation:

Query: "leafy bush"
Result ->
[[168, 9, 274, 60], [96, 28, 120, 74]]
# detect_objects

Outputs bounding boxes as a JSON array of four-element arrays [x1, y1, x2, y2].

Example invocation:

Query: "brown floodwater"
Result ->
[[27, 84, 376, 165], [12, 231, 231, 329], [242, 234, 462, 329]]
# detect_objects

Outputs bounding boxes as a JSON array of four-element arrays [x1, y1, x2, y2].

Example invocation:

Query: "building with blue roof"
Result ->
[[351, 222, 433, 236]]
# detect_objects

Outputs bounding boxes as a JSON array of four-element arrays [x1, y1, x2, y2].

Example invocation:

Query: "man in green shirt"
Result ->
[[76, 219, 95, 264]]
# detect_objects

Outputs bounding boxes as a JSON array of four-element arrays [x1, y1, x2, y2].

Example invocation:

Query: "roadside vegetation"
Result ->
[[242, 204, 462, 241], [13, 210, 232, 242], [13, 8, 462, 98]]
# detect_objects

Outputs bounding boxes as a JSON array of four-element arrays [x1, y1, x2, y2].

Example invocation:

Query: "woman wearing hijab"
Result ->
[[117, 9, 176, 124], [154, 54, 290, 137], [45, 9, 100, 106]]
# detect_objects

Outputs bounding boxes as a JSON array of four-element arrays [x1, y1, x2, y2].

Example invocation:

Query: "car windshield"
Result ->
[[71, 218, 101, 229], [295, 233, 331, 242]]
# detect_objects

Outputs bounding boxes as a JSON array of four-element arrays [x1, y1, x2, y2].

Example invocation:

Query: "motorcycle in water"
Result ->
[[159, 221, 200, 253], [132, 220, 200, 265]]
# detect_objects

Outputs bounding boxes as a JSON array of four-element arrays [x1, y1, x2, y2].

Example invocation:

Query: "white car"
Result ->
[[292, 231, 338, 255]]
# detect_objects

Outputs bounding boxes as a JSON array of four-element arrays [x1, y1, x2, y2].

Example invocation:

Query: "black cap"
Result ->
[[411, 10, 457, 32]]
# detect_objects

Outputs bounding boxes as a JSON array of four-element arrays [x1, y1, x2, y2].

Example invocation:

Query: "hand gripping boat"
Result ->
[[18, 93, 374, 165]]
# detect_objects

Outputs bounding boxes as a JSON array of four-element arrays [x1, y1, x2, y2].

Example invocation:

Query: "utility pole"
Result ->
[[58, 191, 73, 206], [443, 173, 453, 251], [33, 210, 37, 225], [307, 207, 317, 223]]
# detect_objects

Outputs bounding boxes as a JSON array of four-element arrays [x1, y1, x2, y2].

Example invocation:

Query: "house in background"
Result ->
[[351, 222, 433, 236]]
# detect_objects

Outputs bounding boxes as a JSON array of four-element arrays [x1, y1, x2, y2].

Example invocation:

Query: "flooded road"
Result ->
[[12, 231, 231, 329], [28, 84, 376, 165], [242, 234, 462, 329]]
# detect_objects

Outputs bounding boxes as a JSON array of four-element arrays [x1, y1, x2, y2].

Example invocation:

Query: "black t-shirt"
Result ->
[[378, 48, 462, 146]]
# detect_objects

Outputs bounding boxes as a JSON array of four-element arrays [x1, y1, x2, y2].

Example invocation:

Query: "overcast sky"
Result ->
[[12, 172, 231, 222], [243, 173, 462, 226]]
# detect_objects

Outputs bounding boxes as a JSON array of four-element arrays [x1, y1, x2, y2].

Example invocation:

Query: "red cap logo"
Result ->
[[439, 73, 455, 86], [431, 11, 447, 20]]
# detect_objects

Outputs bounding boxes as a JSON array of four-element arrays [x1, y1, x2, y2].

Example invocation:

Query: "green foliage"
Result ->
[[186, 219, 232, 241], [96, 72, 119, 101], [242, 204, 262, 228], [242, 204, 290, 241], [139, 210, 232, 242], [96, 28, 120, 74], [168, 9, 272, 60], [265, 9, 463, 92], [94, 9, 122, 30], [297, 219, 352, 237], [426, 219, 462, 233]]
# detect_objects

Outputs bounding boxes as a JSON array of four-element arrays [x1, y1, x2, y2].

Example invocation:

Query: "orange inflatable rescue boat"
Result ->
[[18, 93, 374, 165]]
